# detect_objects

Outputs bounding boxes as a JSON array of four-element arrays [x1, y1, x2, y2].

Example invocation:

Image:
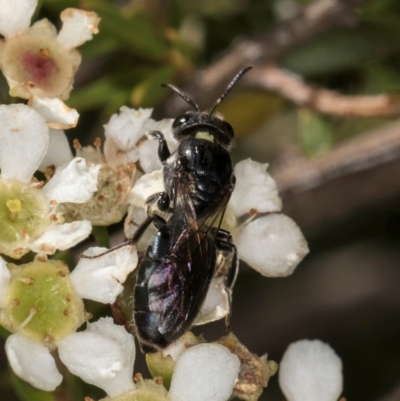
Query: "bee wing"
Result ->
[[148, 172, 234, 338]]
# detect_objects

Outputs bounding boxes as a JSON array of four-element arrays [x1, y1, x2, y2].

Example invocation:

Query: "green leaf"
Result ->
[[298, 109, 332, 157], [282, 24, 400, 77], [92, 226, 110, 248], [43, 0, 80, 13], [130, 66, 175, 107], [67, 79, 119, 111], [82, 0, 169, 59], [103, 90, 132, 117], [10, 370, 56, 401], [362, 64, 400, 94], [0, 324, 10, 339], [79, 34, 120, 60]]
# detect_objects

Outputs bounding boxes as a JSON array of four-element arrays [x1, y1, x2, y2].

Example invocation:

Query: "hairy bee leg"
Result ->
[[214, 230, 239, 331], [146, 130, 171, 162]]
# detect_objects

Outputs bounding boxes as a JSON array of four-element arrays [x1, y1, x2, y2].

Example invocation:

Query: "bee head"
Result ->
[[163, 66, 252, 149], [172, 111, 234, 149]]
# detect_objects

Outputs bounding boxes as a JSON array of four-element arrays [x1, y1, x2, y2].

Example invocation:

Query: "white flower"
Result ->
[[103, 106, 175, 174], [228, 159, 309, 277], [0, 104, 100, 259], [168, 343, 240, 401], [0, 1, 99, 105], [279, 339, 343, 401], [58, 319, 240, 401], [57, 318, 136, 397], [60, 108, 174, 227], [127, 158, 309, 325], [71, 246, 138, 304], [1, 245, 138, 391]]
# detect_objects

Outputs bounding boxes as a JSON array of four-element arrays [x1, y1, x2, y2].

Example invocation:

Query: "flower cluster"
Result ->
[[0, 1, 345, 401]]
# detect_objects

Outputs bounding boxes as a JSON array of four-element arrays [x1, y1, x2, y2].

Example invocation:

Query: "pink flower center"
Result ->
[[22, 48, 58, 88]]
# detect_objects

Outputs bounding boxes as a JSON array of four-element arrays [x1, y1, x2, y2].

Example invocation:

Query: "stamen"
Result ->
[[6, 199, 21, 220], [134, 372, 144, 383], [16, 306, 38, 331], [35, 254, 48, 263], [44, 334, 54, 343], [73, 138, 82, 157], [3, 299, 20, 315], [44, 165, 56, 180], [39, 48, 50, 60], [63, 309, 81, 327], [237, 212, 257, 230], [16, 277, 34, 285], [127, 163, 137, 187], [93, 137, 102, 163]]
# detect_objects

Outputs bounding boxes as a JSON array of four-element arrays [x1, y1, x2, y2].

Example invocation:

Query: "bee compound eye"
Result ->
[[173, 115, 189, 128]]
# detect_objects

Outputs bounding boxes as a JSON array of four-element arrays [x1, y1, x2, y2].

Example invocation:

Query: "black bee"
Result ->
[[129, 67, 252, 353]]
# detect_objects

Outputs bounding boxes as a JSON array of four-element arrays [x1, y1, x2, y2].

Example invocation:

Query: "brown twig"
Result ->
[[164, 0, 370, 115], [273, 121, 400, 230], [248, 64, 400, 118]]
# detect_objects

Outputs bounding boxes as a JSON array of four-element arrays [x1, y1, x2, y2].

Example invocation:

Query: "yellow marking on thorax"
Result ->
[[195, 131, 214, 142]]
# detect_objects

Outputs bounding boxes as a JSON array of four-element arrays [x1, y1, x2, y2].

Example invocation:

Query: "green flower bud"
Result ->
[[0, 179, 50, 259], [0, 260, 86, 345], [146, 331, 201, 389], [99, 379, 169, 401]]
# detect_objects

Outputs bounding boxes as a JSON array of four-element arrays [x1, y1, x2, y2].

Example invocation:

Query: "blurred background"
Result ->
[[1, 0, 400, 400]]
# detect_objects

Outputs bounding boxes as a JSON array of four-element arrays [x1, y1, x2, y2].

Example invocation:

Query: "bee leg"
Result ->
[[128, 214, 166, 244], [214, 229, 239, 332], [145, 191, 170, 212], [80, 214, 166, 259], [146, 130, 171, 162]]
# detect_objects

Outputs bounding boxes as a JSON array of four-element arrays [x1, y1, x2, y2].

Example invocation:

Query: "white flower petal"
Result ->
[[128, 170, 164, 208], [30, 96, 79, 129], [161, 333, 199, 361], [0, 0, 37, 37], [279, 339, 343, 401], [0, 256, 10, 308], [0, 104, 48, 182], [194, 276, 229, 325], [71, 246, 138, 303], [124, 205, 156, 253], [57, 317, 136, 397], [29, 220, 92, 254], [169, 343, 240, 401], [230, 159, 282, 217], [42, 157, 100, 203], [39, 128, 74, 172], [57, 9, 100, 49], [103, 107, 158, 170], [139, 118, 176, 173], [138, 140, 162, 173], [234, 214, 308, 277], [5, 333, 62, 392]]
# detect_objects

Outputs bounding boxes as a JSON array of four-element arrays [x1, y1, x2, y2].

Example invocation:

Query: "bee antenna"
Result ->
[[162, 83, 200, 112], [208, 66, 252, 117]]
